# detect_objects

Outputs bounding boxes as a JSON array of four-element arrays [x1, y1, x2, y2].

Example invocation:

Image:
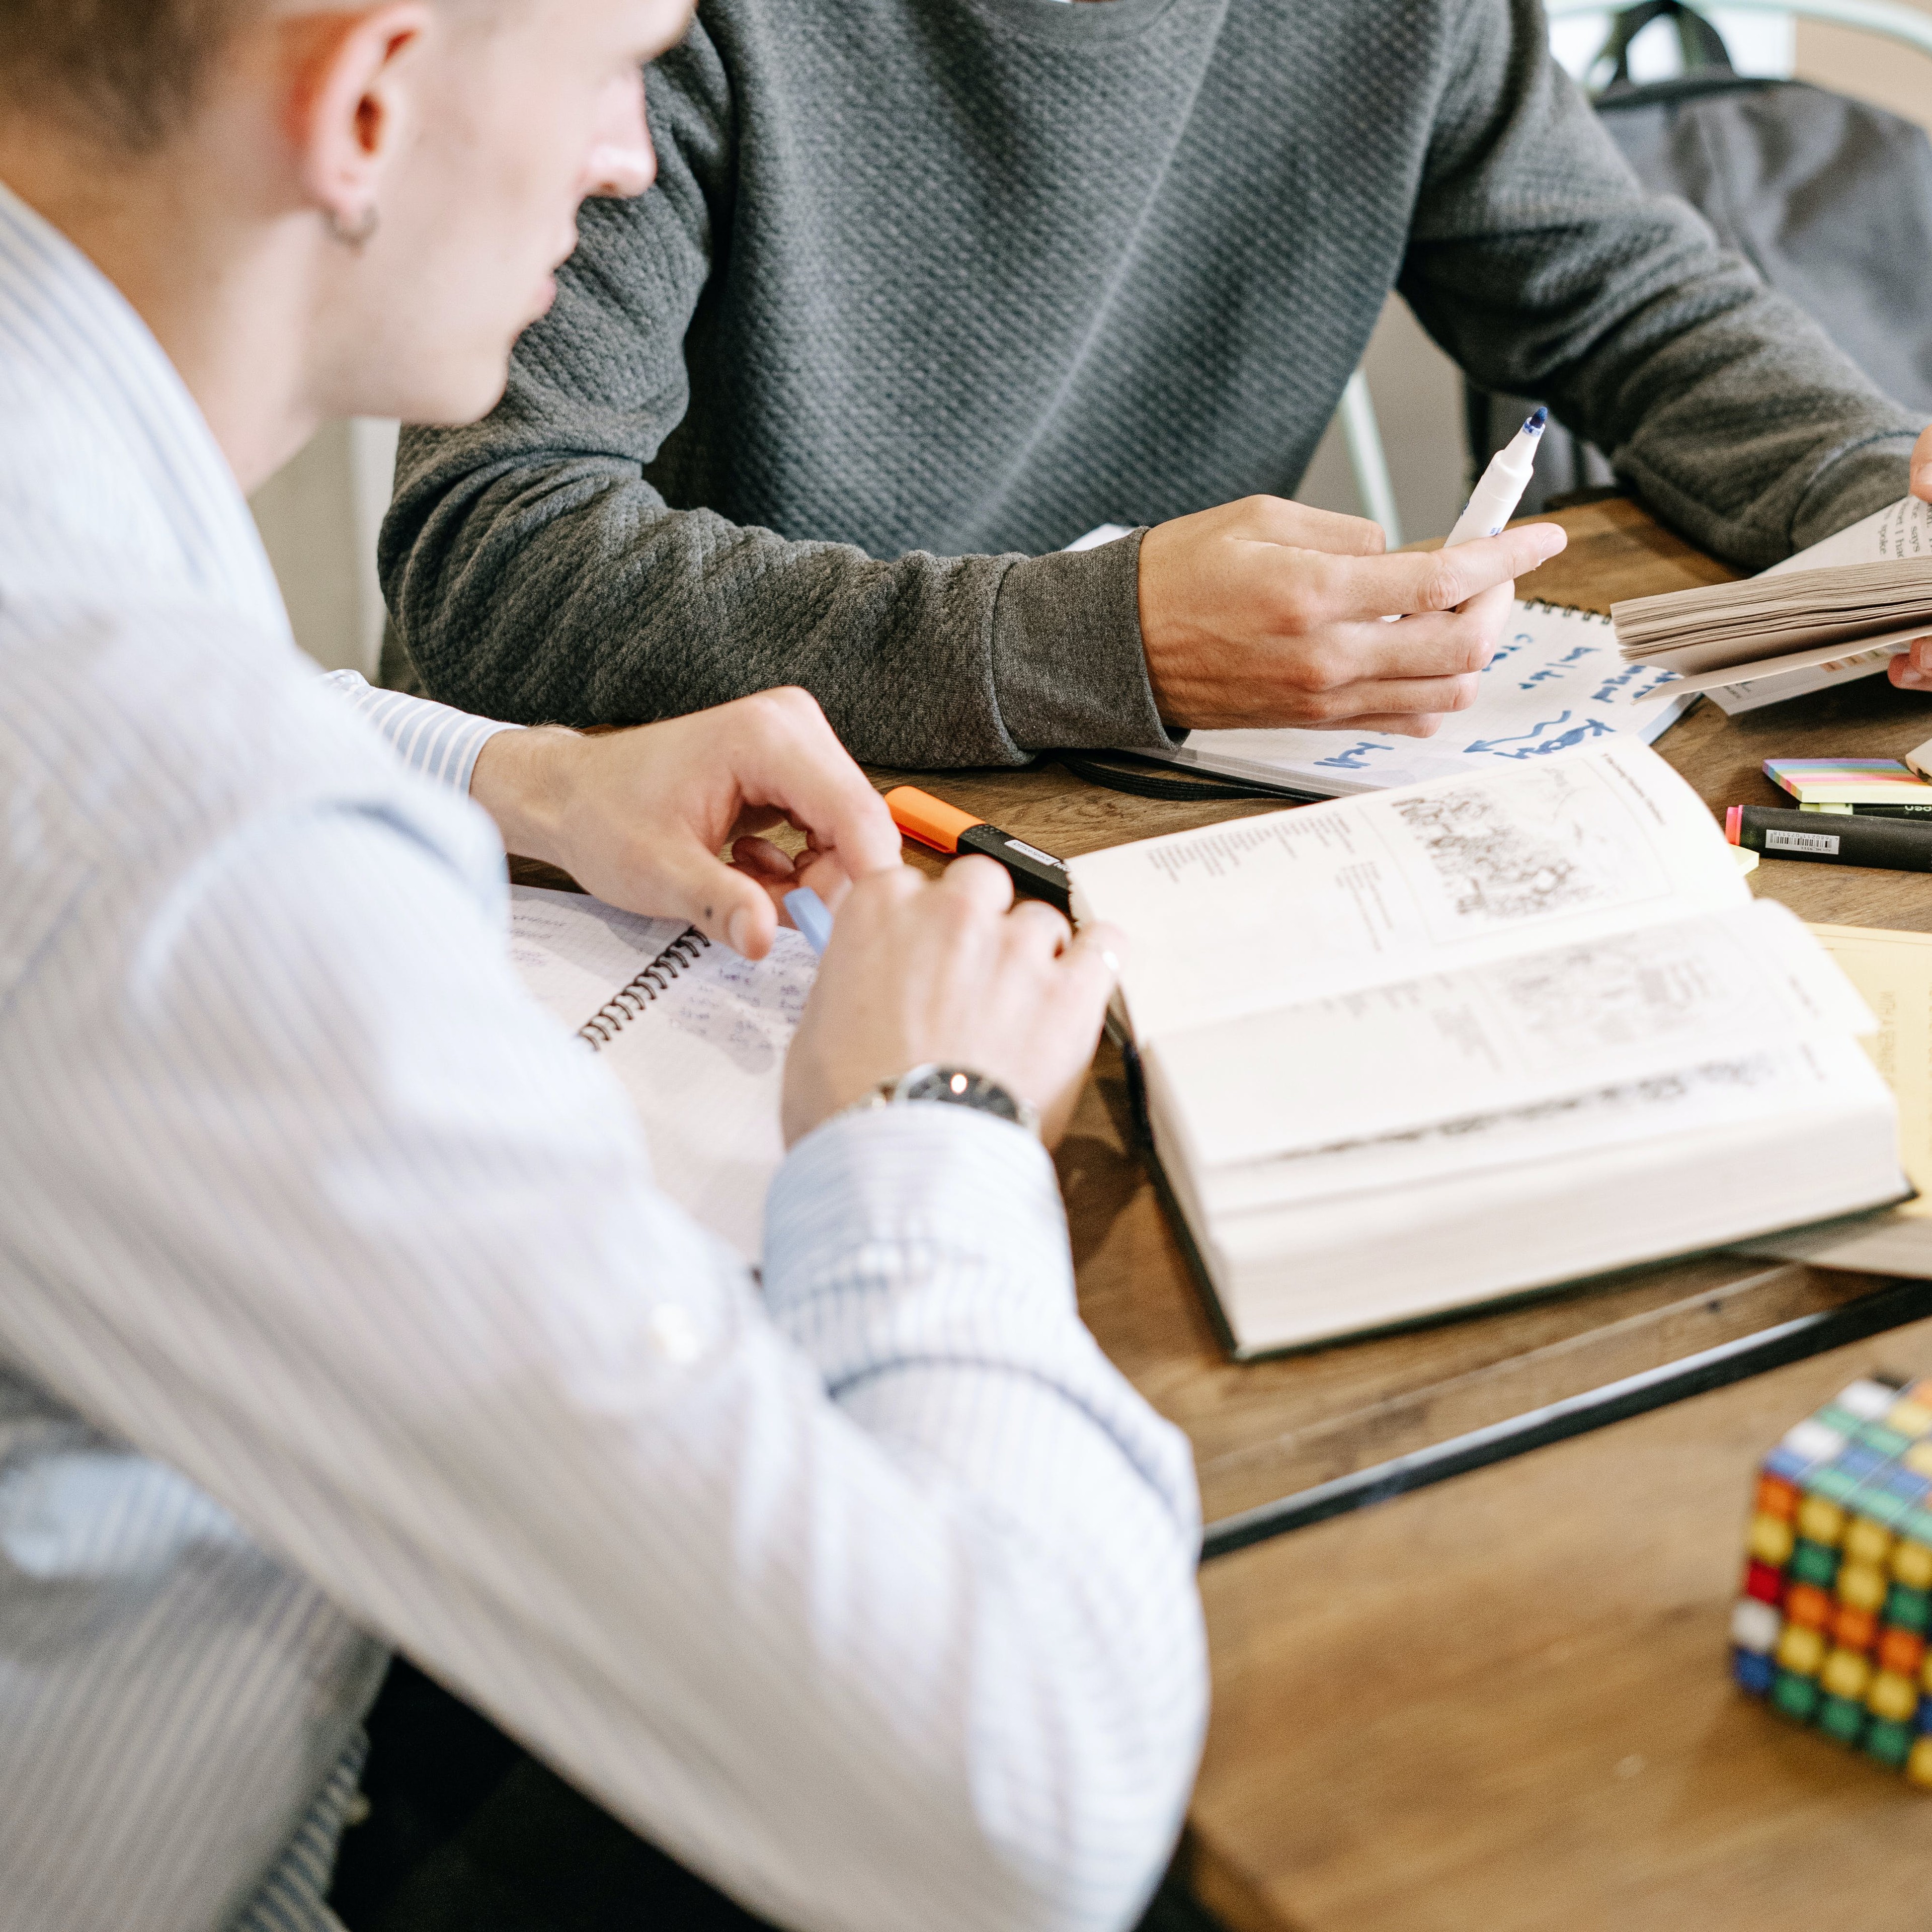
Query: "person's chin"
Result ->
[[414, 361, 514, 430]]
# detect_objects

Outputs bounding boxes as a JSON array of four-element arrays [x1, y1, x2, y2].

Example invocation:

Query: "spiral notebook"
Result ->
[[507, 885, 817, 1260], [1132, 600, 1693, 798]]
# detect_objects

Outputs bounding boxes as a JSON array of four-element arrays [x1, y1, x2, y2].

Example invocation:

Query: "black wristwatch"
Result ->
[[845, 1063, 1041, 1138]]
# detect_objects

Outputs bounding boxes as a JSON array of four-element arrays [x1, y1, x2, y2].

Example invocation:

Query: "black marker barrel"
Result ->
[[955, 825, 1072, 914], [1728, 804, 1932, 872]]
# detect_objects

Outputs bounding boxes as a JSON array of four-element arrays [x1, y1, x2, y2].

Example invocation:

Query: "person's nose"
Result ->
[[584, 71, 655, 199]]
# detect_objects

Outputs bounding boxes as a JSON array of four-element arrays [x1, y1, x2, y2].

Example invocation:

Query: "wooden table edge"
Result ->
[[1198, 1268, 1932, 1559]]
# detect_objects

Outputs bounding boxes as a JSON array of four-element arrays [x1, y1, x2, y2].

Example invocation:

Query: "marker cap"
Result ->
[[884, 785, 983, 854], [783, 887, 834, 956], [1725, 806, 1742, 845]]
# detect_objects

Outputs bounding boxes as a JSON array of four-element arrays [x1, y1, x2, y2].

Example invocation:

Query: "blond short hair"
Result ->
[[0, 0, 259, 152]]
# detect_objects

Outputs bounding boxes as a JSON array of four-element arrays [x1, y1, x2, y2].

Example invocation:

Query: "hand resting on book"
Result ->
[[468, 686, 902, 958], [1890, 424, 1932, 693]]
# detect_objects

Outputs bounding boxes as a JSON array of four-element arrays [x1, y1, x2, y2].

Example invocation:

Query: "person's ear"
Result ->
[[285, 2, 432, 246]]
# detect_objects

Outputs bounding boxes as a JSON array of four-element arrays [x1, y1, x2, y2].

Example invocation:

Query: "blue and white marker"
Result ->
[[1444, 406, 1547, 548], [783, 886, 834, 956]]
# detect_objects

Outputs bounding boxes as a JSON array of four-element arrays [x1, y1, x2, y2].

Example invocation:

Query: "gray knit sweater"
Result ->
[[383, 0, 1922, 767]]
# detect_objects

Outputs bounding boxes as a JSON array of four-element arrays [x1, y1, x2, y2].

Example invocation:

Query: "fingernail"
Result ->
[[1901, 668, 1928, 689], [1100, 948, 1122, 977], [1915, 464, 1932, 496], [727, 908, 752, 953]]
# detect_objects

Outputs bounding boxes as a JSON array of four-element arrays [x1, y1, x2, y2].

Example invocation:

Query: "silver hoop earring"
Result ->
[[326, 206, 380, 250]]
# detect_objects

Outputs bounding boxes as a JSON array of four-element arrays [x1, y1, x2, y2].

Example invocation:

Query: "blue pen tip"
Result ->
[[1524, 406, 1548, 434]]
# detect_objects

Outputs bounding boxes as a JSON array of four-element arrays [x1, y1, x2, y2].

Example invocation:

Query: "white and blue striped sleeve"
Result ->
[[0, 769, 1205, 1932], [320, 668, 516, 793]]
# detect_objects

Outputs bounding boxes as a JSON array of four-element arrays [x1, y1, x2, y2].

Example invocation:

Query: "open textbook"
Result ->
[[1067, 741, 1909, 1356], [1124, 599, 1692, 797], [1620, 495, 1932, 710], [507, 886, 815, 1260]]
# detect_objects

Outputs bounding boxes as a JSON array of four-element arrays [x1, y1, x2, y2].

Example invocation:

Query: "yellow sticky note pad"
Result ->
[[1808, 924, 1932, 1218]]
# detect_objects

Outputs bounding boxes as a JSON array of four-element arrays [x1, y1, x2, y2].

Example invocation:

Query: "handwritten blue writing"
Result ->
[[1313, 741, 1396, 770]]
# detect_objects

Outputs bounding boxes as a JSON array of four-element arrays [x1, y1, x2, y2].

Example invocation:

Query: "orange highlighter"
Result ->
[[883, 786, 1072, 915]]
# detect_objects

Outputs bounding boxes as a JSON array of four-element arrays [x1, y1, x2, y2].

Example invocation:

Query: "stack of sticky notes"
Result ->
[[1733, 1373, 1932, 1780], [1765, 759, 1932, 816]]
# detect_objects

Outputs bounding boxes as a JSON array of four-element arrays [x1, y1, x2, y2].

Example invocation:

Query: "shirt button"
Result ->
[[646, 1304, 703, 1365]]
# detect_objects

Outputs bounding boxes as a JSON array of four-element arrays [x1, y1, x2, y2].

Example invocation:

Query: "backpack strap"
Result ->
[[1597, 1, 1736, 87]]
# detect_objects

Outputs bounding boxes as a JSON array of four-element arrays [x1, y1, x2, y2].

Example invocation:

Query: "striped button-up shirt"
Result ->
[[0, 179, 1205, 1932]]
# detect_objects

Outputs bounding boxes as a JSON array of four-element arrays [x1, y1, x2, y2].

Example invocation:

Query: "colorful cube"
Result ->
[[1733, 1373, 1932, 1784]]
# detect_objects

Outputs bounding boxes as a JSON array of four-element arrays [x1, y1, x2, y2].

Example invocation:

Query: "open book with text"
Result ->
[[1067, 742, 1908, 1355]]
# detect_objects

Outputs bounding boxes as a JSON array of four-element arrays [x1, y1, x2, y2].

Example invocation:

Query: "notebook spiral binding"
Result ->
[[577, 930, 709, 1048], [1521, 599, 1611, 623]]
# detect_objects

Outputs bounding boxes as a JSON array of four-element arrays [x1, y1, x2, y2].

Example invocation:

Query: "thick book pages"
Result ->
[[508, 886, 816, 1260], [1121, 601, 1691, 799], [1618, 496, 1932, 706], [1068, 741, 1907, 1356]]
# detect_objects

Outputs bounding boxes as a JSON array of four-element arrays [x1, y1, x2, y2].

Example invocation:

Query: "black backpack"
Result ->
[[1468, 0, 1932, 507]]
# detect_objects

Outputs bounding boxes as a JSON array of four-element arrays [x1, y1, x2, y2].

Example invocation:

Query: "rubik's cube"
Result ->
[[1733, 1373, 1932, 1781]]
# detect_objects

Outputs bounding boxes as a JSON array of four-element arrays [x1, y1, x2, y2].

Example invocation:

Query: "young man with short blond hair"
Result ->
[[0, 6, 1204, 1928]]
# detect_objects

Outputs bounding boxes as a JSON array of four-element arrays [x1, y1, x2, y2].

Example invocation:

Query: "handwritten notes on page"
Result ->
[[508, 889, 688, 1031], [508, 886, 817, 1260], [1135, 601, 1691, 797]]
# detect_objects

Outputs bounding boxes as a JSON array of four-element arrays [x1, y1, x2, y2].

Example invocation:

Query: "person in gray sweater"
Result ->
[[382, 0, 1925, 769]]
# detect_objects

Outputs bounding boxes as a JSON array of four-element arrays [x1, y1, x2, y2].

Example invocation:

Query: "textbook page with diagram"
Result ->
[[507, 886, 816, 1260], [1067, 740, 1907, 1356], [1131, 600, 1694, 798]]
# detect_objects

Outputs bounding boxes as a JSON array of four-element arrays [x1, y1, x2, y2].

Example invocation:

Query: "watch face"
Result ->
[[898, 1065, 1023, 1123]]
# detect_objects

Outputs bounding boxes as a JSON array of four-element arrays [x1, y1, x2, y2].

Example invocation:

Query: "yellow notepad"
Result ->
[[1806, 924, 1932, 1219]]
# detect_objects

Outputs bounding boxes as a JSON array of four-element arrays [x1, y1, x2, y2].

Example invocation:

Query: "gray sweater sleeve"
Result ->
[[386, 0, 1923, 759], [1402, 0, 1921, 570], [380, 32, 1158, 767]]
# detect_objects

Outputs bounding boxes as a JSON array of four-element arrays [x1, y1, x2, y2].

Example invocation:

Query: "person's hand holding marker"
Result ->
[[1137, 495, 1566, 735], [469, 686, 902, 958], [1888, 422, 1932, 692]]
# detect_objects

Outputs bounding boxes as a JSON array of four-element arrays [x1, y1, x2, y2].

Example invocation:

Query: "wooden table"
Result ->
[[1186, 1316, 1932, 1932], [875, 497, 1932, 1548]]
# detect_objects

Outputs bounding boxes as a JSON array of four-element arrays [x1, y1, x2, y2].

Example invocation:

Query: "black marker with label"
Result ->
[[1800, 801, 1932, 819], [1726, 804, 1932, 872]]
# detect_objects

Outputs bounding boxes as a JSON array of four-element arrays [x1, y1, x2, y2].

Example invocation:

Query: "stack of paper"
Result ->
[[1765, 759, 1932, 807], [1614, 555, 1932, 698]]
